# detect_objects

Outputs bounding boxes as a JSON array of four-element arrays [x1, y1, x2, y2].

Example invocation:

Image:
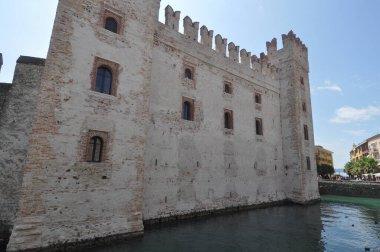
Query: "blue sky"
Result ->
[[1, 0, 379, 168]]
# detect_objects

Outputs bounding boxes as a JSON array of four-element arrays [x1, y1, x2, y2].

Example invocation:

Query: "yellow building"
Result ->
[[315, 145, 334, 168]]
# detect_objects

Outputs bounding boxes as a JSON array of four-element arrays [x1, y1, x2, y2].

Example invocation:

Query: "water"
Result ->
[[86, 196, 380, 252]]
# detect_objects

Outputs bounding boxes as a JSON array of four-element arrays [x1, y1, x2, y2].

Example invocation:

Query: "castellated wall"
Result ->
[[5, 1, 319, 251], [0, 57, 45, 229], [144, 7, 287, 221]]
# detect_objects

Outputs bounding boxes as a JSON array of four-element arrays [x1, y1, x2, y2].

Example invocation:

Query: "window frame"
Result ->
[[255, 118, 263, 136], [102, 8, 124, 35], [255, 93, 262, 104], [91, 57, 119, 96], [304, 124, 309, 140], [104, 17, 118, 33], [182, 97, 195, 121], [88, 136, 104, 162], [224, 81, 233, 94], [224, 109, 234, 130]]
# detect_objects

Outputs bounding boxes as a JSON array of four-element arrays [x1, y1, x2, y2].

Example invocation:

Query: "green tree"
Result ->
[[317, 164, 335, 178], [344, 157, 380, 176]]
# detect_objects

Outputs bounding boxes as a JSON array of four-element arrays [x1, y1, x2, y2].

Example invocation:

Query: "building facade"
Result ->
[[1, 1, 319, 251], [350, 134, 380, 164], [315, 146, 334, 168]]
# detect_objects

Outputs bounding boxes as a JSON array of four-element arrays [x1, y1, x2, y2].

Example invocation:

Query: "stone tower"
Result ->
[[6, 0, 161, 251], [267, 31, 319, 203]]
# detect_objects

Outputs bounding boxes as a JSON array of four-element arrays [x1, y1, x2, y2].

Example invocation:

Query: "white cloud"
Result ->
[[343, 129, 367, 136], [330, 106, 380, 124], [317, 80, 343, 94]]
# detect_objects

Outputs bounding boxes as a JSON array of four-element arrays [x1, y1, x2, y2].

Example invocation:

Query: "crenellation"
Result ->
[[240, 49, 251, 68], [215, 34, 227, 56], [200, 25, 213, 49], [3, 2, 318, 251], [165, 5, 180, 31], [183, 16, 199, 42], [266, 38, 277, 55], [228, 42, 240, 63]]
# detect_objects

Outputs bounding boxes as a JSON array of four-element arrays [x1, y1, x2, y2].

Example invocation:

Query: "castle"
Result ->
[[0, 1, 319, 251]]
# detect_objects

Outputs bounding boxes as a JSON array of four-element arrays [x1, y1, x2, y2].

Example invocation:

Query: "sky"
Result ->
[[1, 0, 380, 169]]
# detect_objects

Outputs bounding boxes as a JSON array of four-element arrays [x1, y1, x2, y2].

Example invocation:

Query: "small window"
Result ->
[[224, 82, 232, 94], [88, 136, 104, 162], [255, 93, 262, 104], [304, 124, 309, 140], [185, 68, 193, 80], [182, 97, 194, 121], [105, 17, 118, 33], [96, 66, 112, 94], [224, 110, 233, 129], [300, 77, 304, 85], [302, 102, 307, 112], [306, 156, 311, 170], [256, 118, 263, 136]]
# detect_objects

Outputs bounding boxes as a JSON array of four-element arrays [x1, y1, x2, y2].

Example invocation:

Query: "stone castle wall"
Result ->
[[3, 1, 319, 251], [0, 57, 45, 229]]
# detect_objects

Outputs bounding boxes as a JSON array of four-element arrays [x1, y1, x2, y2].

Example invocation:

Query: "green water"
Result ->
[[82, 195, 380, 252]]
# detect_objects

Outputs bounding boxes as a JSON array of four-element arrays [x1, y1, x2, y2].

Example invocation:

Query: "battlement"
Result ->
[[161, 5, 291, 82]]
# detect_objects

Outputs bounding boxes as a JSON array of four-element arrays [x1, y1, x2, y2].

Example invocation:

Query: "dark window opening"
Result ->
[[185, 68, 193, 80], [224, 82, 232, 94], [306, 156, 311, 170], [256, 118, 263, 136], [105, 17, 118, 33], [224, 111, 233, 129], [96, 66, 112, 94], [304, 125, 309, 140], [255, 93, 262, 104], [88, 136, 103, 162], [302, 102, 307, 112], [183, 101, 192, 121], [300, 77, 305, 85]]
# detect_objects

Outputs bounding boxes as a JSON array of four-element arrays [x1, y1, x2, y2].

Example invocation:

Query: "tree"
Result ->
[[344, 157, 380, 176], [317, 164, 335, 178]]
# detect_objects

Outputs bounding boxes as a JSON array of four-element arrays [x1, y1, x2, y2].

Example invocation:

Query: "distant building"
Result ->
[[350, 134, 380, 165], [315, 146, 334, 168]]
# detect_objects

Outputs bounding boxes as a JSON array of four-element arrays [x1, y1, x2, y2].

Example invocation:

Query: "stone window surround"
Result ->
[[255, 92, 262, 104], [101, 5, 125, 35], [91, 57, 119, 96], [182, 96, 195, 121], [224, 81, 233, 94], [224, 109, 234, 130], [183, 62, 196, 81], [80, 130, 110, 163], [255, 117, 263, 136]]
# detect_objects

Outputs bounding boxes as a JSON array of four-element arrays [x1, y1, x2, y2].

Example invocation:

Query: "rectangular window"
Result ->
[[224, 81, 232, 94], [306, 156, 311, 170], [255, 93, 262, 104], [304, 124, 309, 140], [182, 97, 195, 121], [255, 118, 263, 136], [302, 102, 307, 112]]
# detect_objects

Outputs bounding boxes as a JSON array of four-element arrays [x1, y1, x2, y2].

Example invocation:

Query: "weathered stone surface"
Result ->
[[2, 1, 319, 251], [0, 59, 45, 230], [319, 181, 380, 198]]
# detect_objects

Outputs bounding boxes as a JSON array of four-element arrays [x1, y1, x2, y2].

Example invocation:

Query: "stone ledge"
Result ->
[[319, 180, 380, 199], [16, 56, 46, 66]]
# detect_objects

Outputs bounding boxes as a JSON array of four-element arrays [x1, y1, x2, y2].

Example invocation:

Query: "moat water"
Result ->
[[1, 196, 379, 252], [87, 196, 380, 252]]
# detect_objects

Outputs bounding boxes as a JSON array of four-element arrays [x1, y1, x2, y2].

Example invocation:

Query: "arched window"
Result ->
[[183, 101, 192, 120], [96, 66, 112, 94], [105, 17, 118, 33], [256, 118, 263, 135], [185, 68, 193, 80], [224, 111, 233, 129], [304, 125, 309, 140], [88, 136, 103, 162]]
